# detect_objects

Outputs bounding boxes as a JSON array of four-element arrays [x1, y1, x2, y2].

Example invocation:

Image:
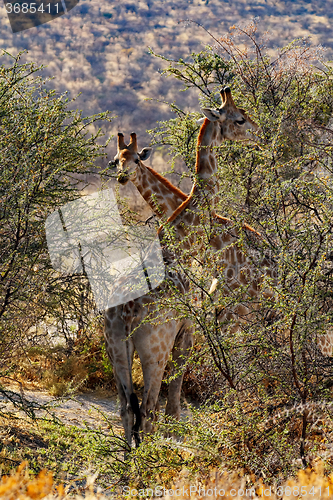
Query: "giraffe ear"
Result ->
[[138, 147, 152, 161], [196, 117, 206, 125], [201, 108, 221, 122]]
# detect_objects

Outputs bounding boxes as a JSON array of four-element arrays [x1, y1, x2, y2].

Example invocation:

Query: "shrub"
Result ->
[[146, 20, 333, 477], [0, 52, 111, 379]]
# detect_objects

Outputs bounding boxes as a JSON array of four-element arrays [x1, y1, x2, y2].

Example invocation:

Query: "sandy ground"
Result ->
[[0, 387, 123, 431], [0, 386, 193, 430]]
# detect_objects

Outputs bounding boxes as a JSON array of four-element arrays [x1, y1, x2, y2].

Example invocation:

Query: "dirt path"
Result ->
[[0, 387, 123, 432], [0, 385, 194, 434]]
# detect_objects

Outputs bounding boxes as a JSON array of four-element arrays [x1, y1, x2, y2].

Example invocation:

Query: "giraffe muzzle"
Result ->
[[117, 171, 130, 184]]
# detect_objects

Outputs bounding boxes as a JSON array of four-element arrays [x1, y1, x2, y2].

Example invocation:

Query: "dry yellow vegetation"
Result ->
[[2, 463, 333, 499], [162, 469, 333, 499], [0, 463, 107, 499]]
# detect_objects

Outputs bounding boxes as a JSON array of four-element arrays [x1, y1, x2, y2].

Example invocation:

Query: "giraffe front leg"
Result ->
[[104, 310, 137, 453], [133, 317, 179, 436], [142, 379, 164, 434], [140, 359, 168, 435]]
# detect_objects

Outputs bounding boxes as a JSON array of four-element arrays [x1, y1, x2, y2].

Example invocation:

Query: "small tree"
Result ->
[[0, 52, 111, 371]]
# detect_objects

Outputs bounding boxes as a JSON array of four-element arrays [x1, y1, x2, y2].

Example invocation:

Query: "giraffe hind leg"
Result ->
[[104, 308, 141, 452], [165, 323, 193, 433], [105, 336, 136, 447], [112, 369, 134, 449]]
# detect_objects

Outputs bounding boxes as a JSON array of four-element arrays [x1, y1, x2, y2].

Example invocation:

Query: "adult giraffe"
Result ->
[[104, 132, 193, 448], [157, 88, 270, 335], [156, 88, 333, 360]]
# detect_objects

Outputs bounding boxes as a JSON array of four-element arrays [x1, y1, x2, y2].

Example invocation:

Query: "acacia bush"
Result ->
[[145, 21, 333, 478], [0, 52, 111, 381]]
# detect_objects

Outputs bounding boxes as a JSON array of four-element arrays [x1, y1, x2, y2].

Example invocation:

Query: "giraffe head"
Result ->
[[109, 132, 152, 184], [201, 87, 258, 141]]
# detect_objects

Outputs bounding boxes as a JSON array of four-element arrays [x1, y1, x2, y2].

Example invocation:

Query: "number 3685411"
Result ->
[[5, 3, 60, 14]]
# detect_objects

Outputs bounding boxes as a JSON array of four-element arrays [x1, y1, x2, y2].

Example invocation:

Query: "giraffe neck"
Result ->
[[192, 119, 220, 201], [131, 162, 187, 219], [165, 119, 221, 223]]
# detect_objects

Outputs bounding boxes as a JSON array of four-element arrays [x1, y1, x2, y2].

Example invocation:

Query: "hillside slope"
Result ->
[[0, 0, 332, 187]]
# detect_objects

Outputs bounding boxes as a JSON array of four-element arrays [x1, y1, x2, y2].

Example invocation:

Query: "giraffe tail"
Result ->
[[130, 392, 141, 447]]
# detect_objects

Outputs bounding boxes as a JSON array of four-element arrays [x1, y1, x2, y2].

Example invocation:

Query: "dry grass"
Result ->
[[0, 463, 109, 500], [163, 465, 333, 499], [13, 333, 115, 397], [2, 462, 333, 499]]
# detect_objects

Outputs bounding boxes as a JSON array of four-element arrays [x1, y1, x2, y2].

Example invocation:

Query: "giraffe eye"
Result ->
[[135, 158, 140, 164], [235, 118, 246, 125]]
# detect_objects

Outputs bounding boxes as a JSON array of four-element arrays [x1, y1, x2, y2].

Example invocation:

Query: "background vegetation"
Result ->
[[1, 0, 333, 166], [0, 52, 111, 398]]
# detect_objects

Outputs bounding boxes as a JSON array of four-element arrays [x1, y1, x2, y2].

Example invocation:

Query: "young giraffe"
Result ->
[[104, 133, 193, 447]]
